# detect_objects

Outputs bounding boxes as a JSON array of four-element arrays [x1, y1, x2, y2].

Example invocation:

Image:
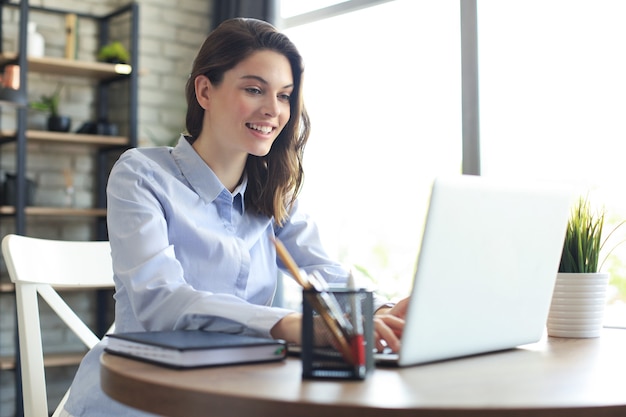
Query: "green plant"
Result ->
[[559, 196, 625, 273], [97, 41, 130, 63], [29, 84, 63, 116]]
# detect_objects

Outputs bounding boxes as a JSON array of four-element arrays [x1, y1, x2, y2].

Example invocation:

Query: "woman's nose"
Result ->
[[262, 96, 280, 117]]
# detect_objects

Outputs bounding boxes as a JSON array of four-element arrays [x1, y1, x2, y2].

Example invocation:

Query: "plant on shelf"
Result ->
[[97, 41, 130, 64], [29, 84, 71, 132]]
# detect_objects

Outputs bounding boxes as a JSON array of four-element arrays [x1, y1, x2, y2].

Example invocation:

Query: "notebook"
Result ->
[[106, 330, 287, 368], [377, 175, 573, 367]]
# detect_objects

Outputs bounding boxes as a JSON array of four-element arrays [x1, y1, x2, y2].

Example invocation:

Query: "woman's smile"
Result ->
[[246, 122, 276, 135]]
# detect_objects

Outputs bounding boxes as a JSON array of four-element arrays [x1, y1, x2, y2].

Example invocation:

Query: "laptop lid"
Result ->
[[395, 175, 573, 367]]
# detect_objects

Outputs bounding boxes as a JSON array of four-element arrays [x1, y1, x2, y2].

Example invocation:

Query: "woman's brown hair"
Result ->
[[185, 18, 309, 225]]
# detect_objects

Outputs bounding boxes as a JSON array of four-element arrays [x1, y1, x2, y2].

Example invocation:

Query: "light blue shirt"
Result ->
[[64, 136, 355, 416]]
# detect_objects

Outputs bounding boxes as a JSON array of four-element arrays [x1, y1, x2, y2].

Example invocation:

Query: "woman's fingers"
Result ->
[[373, 314, 404, 352]]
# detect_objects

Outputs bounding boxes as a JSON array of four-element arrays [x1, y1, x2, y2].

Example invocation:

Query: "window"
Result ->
[[478, 0, 626, 327], [280, 0, 349, 19], [281, 0, 626, 328], [280, 0, 462, 299]]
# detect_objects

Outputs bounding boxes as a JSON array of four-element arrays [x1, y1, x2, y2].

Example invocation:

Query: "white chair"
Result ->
[[2, 234, 115, 417]]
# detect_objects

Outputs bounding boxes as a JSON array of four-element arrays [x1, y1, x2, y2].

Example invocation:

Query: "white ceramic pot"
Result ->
[[27, 22, 45, 57], [547, 272, 609, 338]]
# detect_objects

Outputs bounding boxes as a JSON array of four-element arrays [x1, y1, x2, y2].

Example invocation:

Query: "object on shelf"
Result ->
[[27, 21, 45, 57], [0, 65, 26, 105], [48, 115, 71, 132], [1, 172, 36, 206], [30, 84, 72, 132], [65, 14, 77, 59], [76, 119, 118, 136], [2, 65, 20, 89], [97, 41, 130, 64]]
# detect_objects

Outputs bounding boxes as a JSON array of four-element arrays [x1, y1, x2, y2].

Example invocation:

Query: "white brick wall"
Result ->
[[137, 0, 213, 146], [0, 1, 213, 415]]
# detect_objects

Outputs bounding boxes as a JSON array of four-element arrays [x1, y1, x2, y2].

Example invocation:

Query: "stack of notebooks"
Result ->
[[105, 330, 287, 369]]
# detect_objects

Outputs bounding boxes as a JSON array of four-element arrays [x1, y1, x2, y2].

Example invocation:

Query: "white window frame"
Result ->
[[279, 0, 395, 28]]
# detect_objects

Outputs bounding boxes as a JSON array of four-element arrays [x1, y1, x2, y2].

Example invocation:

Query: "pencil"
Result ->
[[272, 237, 310, 289], [272, 237, 355, 364]]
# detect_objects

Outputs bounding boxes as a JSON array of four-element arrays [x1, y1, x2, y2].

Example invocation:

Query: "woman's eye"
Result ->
[[245, 87, 262, 95], [278, 93, 291, 102]]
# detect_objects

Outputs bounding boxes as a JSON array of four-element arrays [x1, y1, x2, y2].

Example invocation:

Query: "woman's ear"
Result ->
[[194, 75, 211, 110]]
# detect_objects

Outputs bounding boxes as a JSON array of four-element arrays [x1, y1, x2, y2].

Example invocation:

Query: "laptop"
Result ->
[[377, 175, 573, 367]]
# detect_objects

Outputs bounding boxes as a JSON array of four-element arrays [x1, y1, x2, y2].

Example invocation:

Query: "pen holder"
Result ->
[[301, 288, 374, 380]]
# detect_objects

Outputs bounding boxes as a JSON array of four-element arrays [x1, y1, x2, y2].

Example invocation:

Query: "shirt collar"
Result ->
[[231, 175, 247, 214], [171, 134, 247, 209]]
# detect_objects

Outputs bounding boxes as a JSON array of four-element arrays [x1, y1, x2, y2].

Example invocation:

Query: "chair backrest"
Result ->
[[2, 234, 114, 417]]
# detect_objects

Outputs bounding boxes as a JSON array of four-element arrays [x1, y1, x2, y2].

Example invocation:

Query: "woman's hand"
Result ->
[[373, 297, 409, 353], [269, 312, 347, 348], [270, 296, 411, 353], [270, 312, 303, 344]]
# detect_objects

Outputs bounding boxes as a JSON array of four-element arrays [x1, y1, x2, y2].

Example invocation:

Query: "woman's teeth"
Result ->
[[248, 123, 273, 134]]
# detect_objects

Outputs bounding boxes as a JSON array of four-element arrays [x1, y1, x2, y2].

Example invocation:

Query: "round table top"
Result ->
[[101, 328, 626, 417]]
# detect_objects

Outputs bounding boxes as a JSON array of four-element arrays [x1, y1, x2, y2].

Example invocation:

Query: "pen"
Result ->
[[348, 271, 366, 376]]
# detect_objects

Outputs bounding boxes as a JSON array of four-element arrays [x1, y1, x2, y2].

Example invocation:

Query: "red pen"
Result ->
[[348, 272, 366, 377]]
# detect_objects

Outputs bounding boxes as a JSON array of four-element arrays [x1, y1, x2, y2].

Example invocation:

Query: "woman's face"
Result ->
[[202, 50, 294, 159]]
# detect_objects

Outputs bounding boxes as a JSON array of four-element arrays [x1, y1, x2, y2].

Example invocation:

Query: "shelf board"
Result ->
[[0, 357, 14, 371], [0, 53, 132, 79], [0, 129, 128, 146], [0, 352, 87, 370], [0, 206, 107, 216], [0, 282, 112, 293]]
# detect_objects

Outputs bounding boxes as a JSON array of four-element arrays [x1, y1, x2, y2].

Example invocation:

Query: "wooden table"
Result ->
[[101, 328, 626, 417]]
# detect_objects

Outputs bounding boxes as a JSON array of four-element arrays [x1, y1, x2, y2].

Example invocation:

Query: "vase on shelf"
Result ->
[[27, 22, 45, 57]]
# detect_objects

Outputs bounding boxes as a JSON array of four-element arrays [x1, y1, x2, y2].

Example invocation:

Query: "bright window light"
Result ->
[[283, 0, 462, 299], [478, 0, 626, 327]]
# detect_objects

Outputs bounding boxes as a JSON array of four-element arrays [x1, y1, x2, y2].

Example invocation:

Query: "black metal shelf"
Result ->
[[0, 3, 139, 416]]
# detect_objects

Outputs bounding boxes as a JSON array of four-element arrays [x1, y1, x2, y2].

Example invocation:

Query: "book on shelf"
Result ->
[[105, 330, 287, 369]]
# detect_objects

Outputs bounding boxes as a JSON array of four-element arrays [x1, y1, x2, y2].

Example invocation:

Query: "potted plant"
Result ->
[[547, 196, 624, 338], [97, 41, 130, 64], [30, 84, 71, 132]]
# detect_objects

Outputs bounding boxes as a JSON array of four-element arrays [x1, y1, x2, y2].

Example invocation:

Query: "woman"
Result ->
[[62, 18, 407, 417]]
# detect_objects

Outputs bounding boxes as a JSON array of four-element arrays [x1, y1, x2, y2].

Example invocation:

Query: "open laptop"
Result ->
[[377, 175, 573, 367]]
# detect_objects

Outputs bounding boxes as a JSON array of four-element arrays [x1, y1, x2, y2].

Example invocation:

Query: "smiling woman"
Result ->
[[59, 16, 406, 417], [184, 18, 310, 224], [191, 49, 294, 189]]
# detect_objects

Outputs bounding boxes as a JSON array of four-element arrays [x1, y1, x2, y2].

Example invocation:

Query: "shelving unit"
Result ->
[[0, 2, 139, 416]]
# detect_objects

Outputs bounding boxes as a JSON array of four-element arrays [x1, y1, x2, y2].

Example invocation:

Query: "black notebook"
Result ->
[[105, 330, 287, 368]]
